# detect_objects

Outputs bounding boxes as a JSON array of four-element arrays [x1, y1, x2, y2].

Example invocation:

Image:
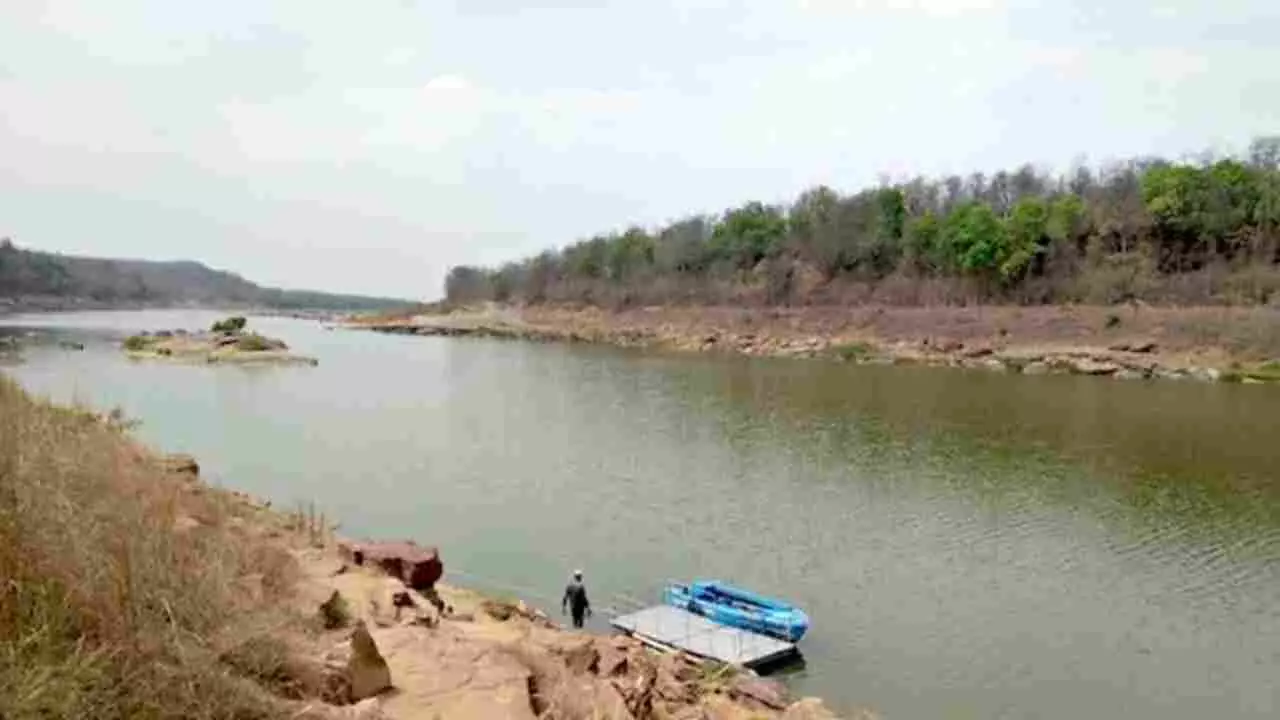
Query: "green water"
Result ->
[[5, 310, 1279, 719]]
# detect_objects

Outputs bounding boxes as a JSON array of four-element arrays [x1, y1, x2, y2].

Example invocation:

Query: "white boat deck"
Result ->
[[610, 604, 797, 668]]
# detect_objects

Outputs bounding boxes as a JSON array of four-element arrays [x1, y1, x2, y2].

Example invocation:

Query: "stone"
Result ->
[[347, 621, 392, 701], [160, 453, 200, 478], [976, 357, 1007, 372], [342, 541, 443, 591], [1068, 358, 1121, 376], [1021, 361, 1050, 375], [962, 344, 994, 358], [172, 515, 202, 534], [1190, 367, 1222, 382], [482, 598, 519, 621], [344, 698, 386, 720], [934, 338, 964, 353], [320, 589, 352, 629], [781, 698, 851, 719], [728, 675, 789, 710], [562, 639, 600, 674], [597, 643, 630, 677], [1109, 340, 1158, 354], [1115, 368, 1147, 381]]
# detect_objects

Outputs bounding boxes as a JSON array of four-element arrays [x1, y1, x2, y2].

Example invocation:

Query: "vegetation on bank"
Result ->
[[0, 378, 300, 719], [121, 317, 310, 364], [446, 137, 1280, 307]]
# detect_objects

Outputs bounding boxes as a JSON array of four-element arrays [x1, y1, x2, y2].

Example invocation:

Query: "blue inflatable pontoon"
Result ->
[[663, 580, 810, 642]]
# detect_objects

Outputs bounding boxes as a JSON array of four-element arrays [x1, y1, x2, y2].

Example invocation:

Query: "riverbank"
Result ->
[[351, 304, 1280, 384], [0, 376, 849, 719]]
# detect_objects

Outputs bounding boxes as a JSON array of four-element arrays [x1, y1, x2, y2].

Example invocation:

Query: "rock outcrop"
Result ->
[[324, 620, 393, 704], [340, 541, 443, 591]]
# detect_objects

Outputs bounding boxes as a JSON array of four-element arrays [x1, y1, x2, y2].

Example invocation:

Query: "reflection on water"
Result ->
[[4, 310, 1279, 720]]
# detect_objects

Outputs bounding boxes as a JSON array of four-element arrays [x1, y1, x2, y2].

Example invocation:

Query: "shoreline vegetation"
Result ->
[[0, 377, 851, 719], [123, 315, 319, 367], [443, 138, 1280, 310], [421, 138, 1280, 384], [353, 303, 1280, 385]]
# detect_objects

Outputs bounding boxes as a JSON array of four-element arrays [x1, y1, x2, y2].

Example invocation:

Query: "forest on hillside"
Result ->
[[446, 137, 1280, 308], [0, 240, 412, 311]]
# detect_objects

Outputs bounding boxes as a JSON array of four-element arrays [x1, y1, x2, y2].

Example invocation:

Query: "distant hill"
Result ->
[[0, 239, 415, 312]]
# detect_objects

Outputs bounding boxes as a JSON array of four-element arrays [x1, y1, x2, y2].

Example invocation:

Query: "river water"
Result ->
[[3, 310, 1279, 719]]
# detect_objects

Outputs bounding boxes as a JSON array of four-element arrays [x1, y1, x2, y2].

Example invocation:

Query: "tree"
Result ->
[[789, 186, 843, 278], [1002, 197, 1048, 282], [709, 202, 787, 271], [655, 216, 711, 275], [943, 202, 1007, 279]]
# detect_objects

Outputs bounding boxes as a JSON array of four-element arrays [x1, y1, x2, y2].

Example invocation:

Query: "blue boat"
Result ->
[[663, 580, 810, 642]]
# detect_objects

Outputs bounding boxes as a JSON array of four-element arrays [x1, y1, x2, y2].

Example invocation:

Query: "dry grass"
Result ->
[[0, 376, 307, 719]]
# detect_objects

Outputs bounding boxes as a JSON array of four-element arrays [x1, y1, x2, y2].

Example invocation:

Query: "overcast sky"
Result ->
[[2, 1, 1277, 299]]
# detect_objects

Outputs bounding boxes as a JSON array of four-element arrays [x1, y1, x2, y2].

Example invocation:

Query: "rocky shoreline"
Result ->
[[350, 306, 1280, 386], [122, 317, 319, 367], [164, 456, 853, 719]]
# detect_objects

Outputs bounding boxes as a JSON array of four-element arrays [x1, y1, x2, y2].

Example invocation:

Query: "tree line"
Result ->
[[446, 136, 1280, 307], [0, 239, 412, 311]]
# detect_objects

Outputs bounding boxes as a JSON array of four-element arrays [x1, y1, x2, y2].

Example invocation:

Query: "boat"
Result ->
[[663, 580, 810, 642]]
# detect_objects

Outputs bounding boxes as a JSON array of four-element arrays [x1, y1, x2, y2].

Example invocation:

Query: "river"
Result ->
[[3, 310, 1279, 719]]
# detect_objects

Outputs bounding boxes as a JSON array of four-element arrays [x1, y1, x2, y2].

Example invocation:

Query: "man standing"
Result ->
[[561, 569, 591, 629]]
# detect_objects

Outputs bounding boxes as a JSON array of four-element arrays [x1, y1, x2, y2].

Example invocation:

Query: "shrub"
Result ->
[[211, 316, 248, 334], [832, 341, 873, 361], [235, 333, 276, 352], [122, 334, 151, 351]]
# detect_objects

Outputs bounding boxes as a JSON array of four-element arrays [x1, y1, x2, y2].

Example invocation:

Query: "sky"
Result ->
[[2, 1, 1278, 300]]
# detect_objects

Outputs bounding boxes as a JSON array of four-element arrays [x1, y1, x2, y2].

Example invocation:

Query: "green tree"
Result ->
[[1002, 197, 1048, 282], [903, 211, 942, 274], [943, 202, 1007, 278], [709, 202, 787, 271]]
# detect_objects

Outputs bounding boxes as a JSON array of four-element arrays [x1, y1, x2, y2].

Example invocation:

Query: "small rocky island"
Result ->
[[123, 315, 318, 366]]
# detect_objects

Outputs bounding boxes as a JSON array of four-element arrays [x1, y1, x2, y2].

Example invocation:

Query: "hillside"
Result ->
[[0, 239, 414, 312]]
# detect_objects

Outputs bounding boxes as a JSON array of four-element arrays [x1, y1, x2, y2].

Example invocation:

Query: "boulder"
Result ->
[[562, 639, 600, 675], [781, 698, 846, 719], [173, 515, 202, 534], [320, 589, 352, 629], [482, 598, 519, 621], [1190, 366, 1222, 383], [961, 344, 994, 358], [1108, 340, 1158, 354], [160, 453, 200, 478], [596, 642, 631, 678], [728, 675, 789, 710], [1067, 358, 1121, 376], [341, 541, 443, 591], [323, 621, 392, 703], [348, 622, 392, 701]]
